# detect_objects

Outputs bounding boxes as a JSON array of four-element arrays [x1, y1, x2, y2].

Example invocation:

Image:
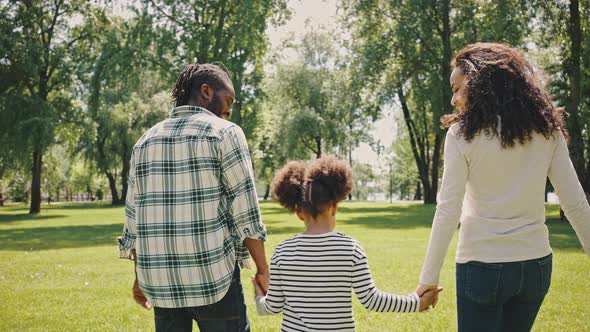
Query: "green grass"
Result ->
[[0, 202, 588, 331]]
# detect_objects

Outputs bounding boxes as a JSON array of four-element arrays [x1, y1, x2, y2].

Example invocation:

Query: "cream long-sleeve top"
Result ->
[[420, 122, 590, 286]]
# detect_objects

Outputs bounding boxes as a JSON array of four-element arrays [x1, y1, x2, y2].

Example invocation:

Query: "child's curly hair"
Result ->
[[271, 155, 353, 217]]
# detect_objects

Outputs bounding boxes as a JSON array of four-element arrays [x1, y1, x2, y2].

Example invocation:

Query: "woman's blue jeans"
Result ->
[[456, 254, 552, 332]]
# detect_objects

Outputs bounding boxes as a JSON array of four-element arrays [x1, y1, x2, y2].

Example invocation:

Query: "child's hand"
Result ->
[[419, 287, 443, 312], [251, 276, 266, 298]]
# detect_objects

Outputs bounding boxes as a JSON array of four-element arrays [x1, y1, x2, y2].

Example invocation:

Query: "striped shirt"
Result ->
[[256, 232, 419, 331], [117, 105, 266, 308]]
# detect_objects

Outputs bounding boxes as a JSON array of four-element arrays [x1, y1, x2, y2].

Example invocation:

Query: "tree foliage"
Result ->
[[0, 0, 105, 212], [341, 0, 531, 203], [139, 0, 290, 137]]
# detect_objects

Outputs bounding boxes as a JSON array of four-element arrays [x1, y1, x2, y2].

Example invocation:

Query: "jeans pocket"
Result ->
[[457, 261, 502, 305], [537, 254, 552, 293]]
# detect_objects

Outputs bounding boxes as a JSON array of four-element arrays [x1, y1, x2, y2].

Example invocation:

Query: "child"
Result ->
[[253, 156, 441, 331]]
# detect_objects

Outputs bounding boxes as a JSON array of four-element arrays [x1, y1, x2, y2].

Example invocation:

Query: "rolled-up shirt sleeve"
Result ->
[[117, 153, 137, 259], [220, 125, 267, 243]]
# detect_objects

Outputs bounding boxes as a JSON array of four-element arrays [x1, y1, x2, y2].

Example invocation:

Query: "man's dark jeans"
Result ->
[[154, 266, 249, 332], [456, 254, 552, 332]]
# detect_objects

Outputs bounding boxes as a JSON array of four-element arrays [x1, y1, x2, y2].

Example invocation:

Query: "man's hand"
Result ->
[[133, 278, 152, 310], [254, 269, 270, 294], [419, 287, 444, 312], [243, 237, 270, 293], [251, 276, 266, 298]]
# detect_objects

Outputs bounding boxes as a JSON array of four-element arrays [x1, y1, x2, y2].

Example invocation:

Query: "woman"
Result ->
[[417, 43, 590, 331]]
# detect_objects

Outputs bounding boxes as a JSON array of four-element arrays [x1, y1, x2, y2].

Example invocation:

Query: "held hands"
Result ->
[[133, 278, 152, 310], [252, 268, 270, 299], [251, 276, 266, 298], [417, 285, 443, 312], [253, 269, 270, 294]]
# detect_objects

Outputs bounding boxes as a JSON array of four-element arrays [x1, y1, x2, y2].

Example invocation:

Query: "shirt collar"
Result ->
[[170, 105, 217, 118]]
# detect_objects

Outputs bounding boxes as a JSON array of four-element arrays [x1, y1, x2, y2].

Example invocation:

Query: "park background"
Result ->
[[1, 0, 589, 331]]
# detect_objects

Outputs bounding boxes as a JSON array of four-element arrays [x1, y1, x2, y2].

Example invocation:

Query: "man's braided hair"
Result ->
[[171, 63, 231, 107]]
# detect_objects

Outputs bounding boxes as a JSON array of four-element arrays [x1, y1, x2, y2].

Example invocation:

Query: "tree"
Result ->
[[139, 0, 290, 138], [352, 163, 376, 201], [43, 145, 72, 203], [532, 0, 590, 221], [342, 0, 531, 203], [6, 171, 29, 203], [0, 0, 105, 213], [69, 159, 105, 201], [251, 63, 316, 198], [80, 17, 169, 204], [326, 66, 379, 169], [267, 30, 363, 159], [253, 28, 381, 196], [382, 118, 421, 202]]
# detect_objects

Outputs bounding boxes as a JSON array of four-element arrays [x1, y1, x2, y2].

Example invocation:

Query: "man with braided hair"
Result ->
[[118, 63, 268, 332]]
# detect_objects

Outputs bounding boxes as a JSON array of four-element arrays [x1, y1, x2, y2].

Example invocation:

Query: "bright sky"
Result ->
[[267, 0, 397, 168]]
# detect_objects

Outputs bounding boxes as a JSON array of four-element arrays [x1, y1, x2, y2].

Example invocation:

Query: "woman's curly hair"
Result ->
[[271, 155, 353, 218], [441, 43, 567, 147]]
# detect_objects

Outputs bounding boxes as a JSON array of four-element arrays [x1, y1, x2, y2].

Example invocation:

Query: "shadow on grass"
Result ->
[[261, 203, 437, 230], [265, 226, 303, 236], [0, 223, 122, 250], [338, 204, 436, 229], [0, 203, 119, 224], [337, 204, 434, 215], [0, 214, 67, 223], [546, 218, 584, 251], [0, 222, 303, 251], [43, 202, 118, 210], [259, 206, 287, 215], [0, 202, 118, 212]]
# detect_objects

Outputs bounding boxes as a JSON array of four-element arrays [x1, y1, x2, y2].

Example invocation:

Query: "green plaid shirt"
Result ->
[[117, 105, 266, 308]]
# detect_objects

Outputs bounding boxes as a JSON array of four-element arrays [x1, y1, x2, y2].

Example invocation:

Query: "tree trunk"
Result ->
[[0, 177, 4, 207], [426, 134, 443, 204], [428, 0, 452, 205], [29, 148, 43, 214], [120, 143, 130, 205], [389, 164, 394, 203], [566, 0, 583, 175], [230, 66, 245, 127], [315, 136, 322, 158], [585, 142, 590, 192], [349, 144, 353, 200], [414, 180, 422, 201], [263, 184, 270, 200], [397, 83, 433, 204], [213, 0, 227, 60], [106, 170, 121, 205], [562, 0, 584, 222]]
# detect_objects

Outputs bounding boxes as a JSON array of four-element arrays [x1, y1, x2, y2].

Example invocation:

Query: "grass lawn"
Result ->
[[0, 201, 588, 331]]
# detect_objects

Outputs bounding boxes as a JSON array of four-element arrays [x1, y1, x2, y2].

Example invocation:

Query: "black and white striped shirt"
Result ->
[[256, 232, 419, 331]]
